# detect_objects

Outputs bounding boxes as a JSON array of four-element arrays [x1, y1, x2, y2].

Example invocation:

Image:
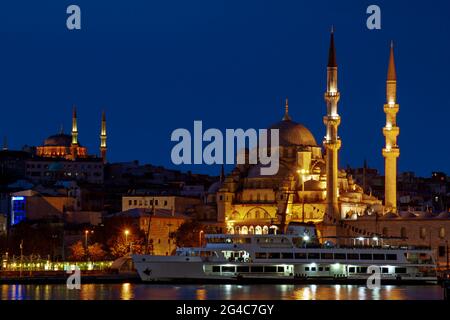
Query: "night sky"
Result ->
[[0, 0, 449, 177]]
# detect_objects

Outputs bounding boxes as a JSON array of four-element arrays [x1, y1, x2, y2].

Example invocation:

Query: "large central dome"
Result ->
[[268, 98, 318, 147], [269, 119, 317, 147], [44, 133, 73, 147]]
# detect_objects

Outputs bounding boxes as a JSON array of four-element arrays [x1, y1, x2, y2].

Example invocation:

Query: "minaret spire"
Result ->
[[282, 97, 291, 121], [323, 28, 342, 221], [100, 110, 107, 163], [328, 27, 337, 68], [383, 41, 400, 212]]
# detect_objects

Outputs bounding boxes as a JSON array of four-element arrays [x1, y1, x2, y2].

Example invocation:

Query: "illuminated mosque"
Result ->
[[205, 30, 450, 268], [35, 107, 107, 163]]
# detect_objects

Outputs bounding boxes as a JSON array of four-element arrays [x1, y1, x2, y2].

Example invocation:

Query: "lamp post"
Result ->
[[167, 223, 173, 255], [199, 230, 204, 246], [84, 230, 93, 249], [124, 229, 130, 252], [297, 169, 308, 223]]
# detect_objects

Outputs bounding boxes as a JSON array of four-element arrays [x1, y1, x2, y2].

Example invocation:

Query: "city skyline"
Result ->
[[0, 1, 449, 177]]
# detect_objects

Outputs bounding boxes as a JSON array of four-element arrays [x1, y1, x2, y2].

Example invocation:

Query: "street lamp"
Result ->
[[84, 230, 94, 249], [297, 169, 309, 223], [199, 230, 204, 246], [124, 229, 130, 244]]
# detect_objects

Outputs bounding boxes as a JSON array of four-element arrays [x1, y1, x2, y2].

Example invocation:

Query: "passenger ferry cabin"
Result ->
[[132, 224, 437, 283]]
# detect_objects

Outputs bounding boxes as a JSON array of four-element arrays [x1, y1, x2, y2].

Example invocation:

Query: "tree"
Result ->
[[69, 241, 85, 261], [174, 220, 218, 248], [87, 243, 106, 261]]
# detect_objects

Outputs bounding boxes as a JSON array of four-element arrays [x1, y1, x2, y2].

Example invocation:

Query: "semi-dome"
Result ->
[[44, 134, 73, 147], [269, 119, 317, 147]]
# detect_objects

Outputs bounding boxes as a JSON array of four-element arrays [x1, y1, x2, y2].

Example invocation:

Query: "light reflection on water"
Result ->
[[0, 284, 443, 300]]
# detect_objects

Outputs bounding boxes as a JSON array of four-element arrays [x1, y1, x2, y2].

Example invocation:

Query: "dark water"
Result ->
[[0, 284, 444, 300]]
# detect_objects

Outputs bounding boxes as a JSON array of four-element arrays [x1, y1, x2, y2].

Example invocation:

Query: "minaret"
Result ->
[[323, 28, 342, 220], [100, 111, 107, 163], [2, 136, 8, 151], [71, 106, 78, 146], [382, 42, 400, 212], [71, 106, 79, 160]]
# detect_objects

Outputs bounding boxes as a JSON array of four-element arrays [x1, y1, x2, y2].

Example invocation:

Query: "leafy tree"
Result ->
[[69, 241, 85, 261], [87, 243, 106, 261], [174, 220, 218, 248]]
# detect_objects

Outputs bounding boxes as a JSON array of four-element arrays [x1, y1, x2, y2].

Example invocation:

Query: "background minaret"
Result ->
[[2, 136, 8, 151], [323, 28, 342, 220], [71, 106, 79, 160], [71, 106, 78, 146], [382, 42, 400, 212], [100, 111, 107, 163]]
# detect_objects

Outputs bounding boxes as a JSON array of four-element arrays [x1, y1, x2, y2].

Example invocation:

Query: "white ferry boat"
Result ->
[[132, 224, 437, 284]]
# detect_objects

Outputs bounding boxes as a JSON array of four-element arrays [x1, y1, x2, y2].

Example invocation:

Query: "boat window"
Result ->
[[311, 267, 317, 272], [268, 252, 281, 259], [281, 252, 294, 259], [277, 266, 284, 273], [360, 253, 372, 260], [381, 267, 389, 274], [237, 266, 250, 273], [358, 267, 368, 273], [304, 267, 310, 271], [264, 266, 277, 273], [251, 266, 264, 273], [386, 254, 397, 261], [318, 267, 323, 272], [325, 267, 330, 271], [347, 253, 359, 260], [307, 253, 320, 260], [373, 254, 385, 260], [334, 253, 346, 260], [212, 266, 220, 273], [321, 253, 333, 260], [295, 252, 307, 260], [395, 267, 407, 274], [255, 252, 267, 259], [221, 266, 236, 273], [349, 267, 356, 273]]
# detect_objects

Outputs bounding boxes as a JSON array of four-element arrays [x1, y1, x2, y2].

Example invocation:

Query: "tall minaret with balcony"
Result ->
[[71, 106, 79, 159], [323, 28, 342, 220], [100, 111, 107, 163], [382, 42, 400, 212]]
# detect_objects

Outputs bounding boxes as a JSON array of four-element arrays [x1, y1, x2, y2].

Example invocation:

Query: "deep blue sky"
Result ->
[[0, 0, 449, 177]]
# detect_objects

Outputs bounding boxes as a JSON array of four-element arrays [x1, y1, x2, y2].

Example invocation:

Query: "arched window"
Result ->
[[248, 226, 255, 235], [439, 227, 446, 239], [255, 210, 260, 219], [241, 226, 248, 235], [257, 193, 260, 201], [264, 194, 268, 202], [262, 226, 269, 235], [382, 227, 388, 237], [249, 194, 253, 202], [400, 227, 407, 239], [255, 225, 262, 235]]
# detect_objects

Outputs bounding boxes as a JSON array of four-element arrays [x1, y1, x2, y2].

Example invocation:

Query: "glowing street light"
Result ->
[[124, 229, 130, 244]]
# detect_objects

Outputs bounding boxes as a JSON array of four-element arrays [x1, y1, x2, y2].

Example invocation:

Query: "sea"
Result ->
[[0, 283, 444, 300]]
